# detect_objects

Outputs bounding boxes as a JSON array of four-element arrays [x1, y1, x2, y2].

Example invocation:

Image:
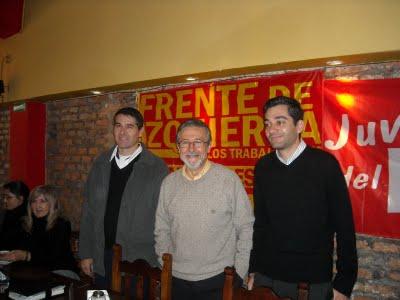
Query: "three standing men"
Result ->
[[155, 119, 254, 300], [248, 96, 358, 299], [79, 97, 358, 299], [79, 107, 169, 287]]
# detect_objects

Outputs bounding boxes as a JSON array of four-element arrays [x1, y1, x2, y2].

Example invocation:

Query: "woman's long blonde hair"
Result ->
[[23, 185, 61, 232]]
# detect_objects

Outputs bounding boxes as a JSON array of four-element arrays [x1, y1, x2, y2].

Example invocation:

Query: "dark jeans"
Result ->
[[254, 273, 332, 300], [172, 272, 242, 300], [95, 248, 149, 300]]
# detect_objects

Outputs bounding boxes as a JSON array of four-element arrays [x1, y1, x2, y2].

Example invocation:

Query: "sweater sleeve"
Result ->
[[327, 156, 358, 297], [248, 161, 267, 274], [232, 173, 255, 279], [154, 178, 172, 266], [78, 161, 98, 259]]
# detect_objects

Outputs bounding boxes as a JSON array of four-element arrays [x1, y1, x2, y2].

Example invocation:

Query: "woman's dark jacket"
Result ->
[[0, 204, 26, 250], [20, 216, 78, 273]]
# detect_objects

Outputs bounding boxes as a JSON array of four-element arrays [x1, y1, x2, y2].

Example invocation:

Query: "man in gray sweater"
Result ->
[[79, 107, 169, 288], [155, 119, 254, 300]]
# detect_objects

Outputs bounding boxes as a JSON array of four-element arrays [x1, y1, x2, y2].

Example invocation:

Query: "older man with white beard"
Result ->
[[154, 119, 254, 300]]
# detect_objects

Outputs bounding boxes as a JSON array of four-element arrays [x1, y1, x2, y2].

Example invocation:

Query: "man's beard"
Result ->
[[180, 152, 206, 170]]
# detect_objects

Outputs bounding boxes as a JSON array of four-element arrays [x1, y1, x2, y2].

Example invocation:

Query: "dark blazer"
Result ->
[[78, 145, 169, 276], [0, 204, 26, 250]]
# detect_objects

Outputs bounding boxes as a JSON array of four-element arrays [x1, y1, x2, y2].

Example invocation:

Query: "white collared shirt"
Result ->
[[276, 140, 306, 165], [109, 144, 143, 169]]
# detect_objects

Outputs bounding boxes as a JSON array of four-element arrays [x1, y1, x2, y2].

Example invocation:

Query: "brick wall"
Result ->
[[324, 61, 400, 79], [0, 106, 9, 185], [354, 235, 400, 299], [46, 93, 137, 229]]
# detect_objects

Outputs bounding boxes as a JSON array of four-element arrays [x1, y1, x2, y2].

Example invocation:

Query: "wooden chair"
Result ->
[[111, 244, 172, 300], [223, 267, 309, 300]]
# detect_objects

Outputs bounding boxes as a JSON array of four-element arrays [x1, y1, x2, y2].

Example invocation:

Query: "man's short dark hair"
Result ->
[[263, 96, 304, 124], [113, 107, 144, 129], [176, 119, 212, 145]]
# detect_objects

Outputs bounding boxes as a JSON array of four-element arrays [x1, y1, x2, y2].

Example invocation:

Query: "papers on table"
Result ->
[[0, 270, 10, 293], [8, 285, 65, 300], [0, 270, 9, 281]]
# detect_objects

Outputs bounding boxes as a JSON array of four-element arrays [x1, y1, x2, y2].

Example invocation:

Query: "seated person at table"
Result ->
[[0, 185, 79, 279], [0, 180, 30, 250]]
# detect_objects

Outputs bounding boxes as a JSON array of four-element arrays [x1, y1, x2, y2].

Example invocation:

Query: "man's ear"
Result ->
[[138, 126, 145, 137], [296, 119, 305, 134], [206, 143, 211, 154]]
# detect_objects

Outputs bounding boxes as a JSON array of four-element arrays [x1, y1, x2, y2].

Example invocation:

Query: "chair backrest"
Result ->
[[223, 267, 308, 300], [111, 244, 172, 300]]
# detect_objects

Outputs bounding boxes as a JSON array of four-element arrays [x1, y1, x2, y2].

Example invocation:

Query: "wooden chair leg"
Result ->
[[297, 282, 309, 300], [136, 275, 144, 300], [124, 275, 131, 300], [223, 267, 235, 300], [111, 244, 122, 292]]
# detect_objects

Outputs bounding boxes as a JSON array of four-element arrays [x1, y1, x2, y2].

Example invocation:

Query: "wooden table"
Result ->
[[0, 262, 121, 300]]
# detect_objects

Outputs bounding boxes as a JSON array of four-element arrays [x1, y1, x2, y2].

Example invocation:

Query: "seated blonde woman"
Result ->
[[0, 185, 79, 279]]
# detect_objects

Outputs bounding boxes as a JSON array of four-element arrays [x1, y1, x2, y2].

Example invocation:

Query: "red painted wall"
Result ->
[[9, 102, 46, 189]]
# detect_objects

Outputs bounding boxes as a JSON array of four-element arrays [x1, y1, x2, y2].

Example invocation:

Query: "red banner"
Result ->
[[323, 79, 400, 238], [139, 71, 323, 197], [139, 71, 400, 238]]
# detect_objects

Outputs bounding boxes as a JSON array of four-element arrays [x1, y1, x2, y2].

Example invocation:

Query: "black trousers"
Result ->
[[172, 272, 242, 300], [254, 273, 333, 300]]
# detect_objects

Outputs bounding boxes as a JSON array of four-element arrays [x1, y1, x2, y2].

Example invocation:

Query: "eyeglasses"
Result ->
[[178, 140, 208, 150], [1, 194, 16, 202]]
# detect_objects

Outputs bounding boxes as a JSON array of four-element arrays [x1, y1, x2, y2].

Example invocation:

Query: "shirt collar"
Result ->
[[182, 160, 212, 181], [110, 144, 143, 169], [276, 139, 306, 165]]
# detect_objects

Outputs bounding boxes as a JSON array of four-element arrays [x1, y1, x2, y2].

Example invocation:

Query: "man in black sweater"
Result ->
[[248, 96, 357, 300]]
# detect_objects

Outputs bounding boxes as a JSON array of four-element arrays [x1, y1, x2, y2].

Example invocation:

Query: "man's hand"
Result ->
[[333, 289, 349, 300], [80, 258, 94, 277], [246, 273, 255, 290]]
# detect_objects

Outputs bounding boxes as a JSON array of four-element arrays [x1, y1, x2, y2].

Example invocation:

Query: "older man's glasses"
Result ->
[[178, 140, 207, 150]]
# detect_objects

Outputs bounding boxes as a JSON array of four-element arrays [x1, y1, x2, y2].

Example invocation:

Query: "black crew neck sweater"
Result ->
[[249, 146, 357, 297]]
